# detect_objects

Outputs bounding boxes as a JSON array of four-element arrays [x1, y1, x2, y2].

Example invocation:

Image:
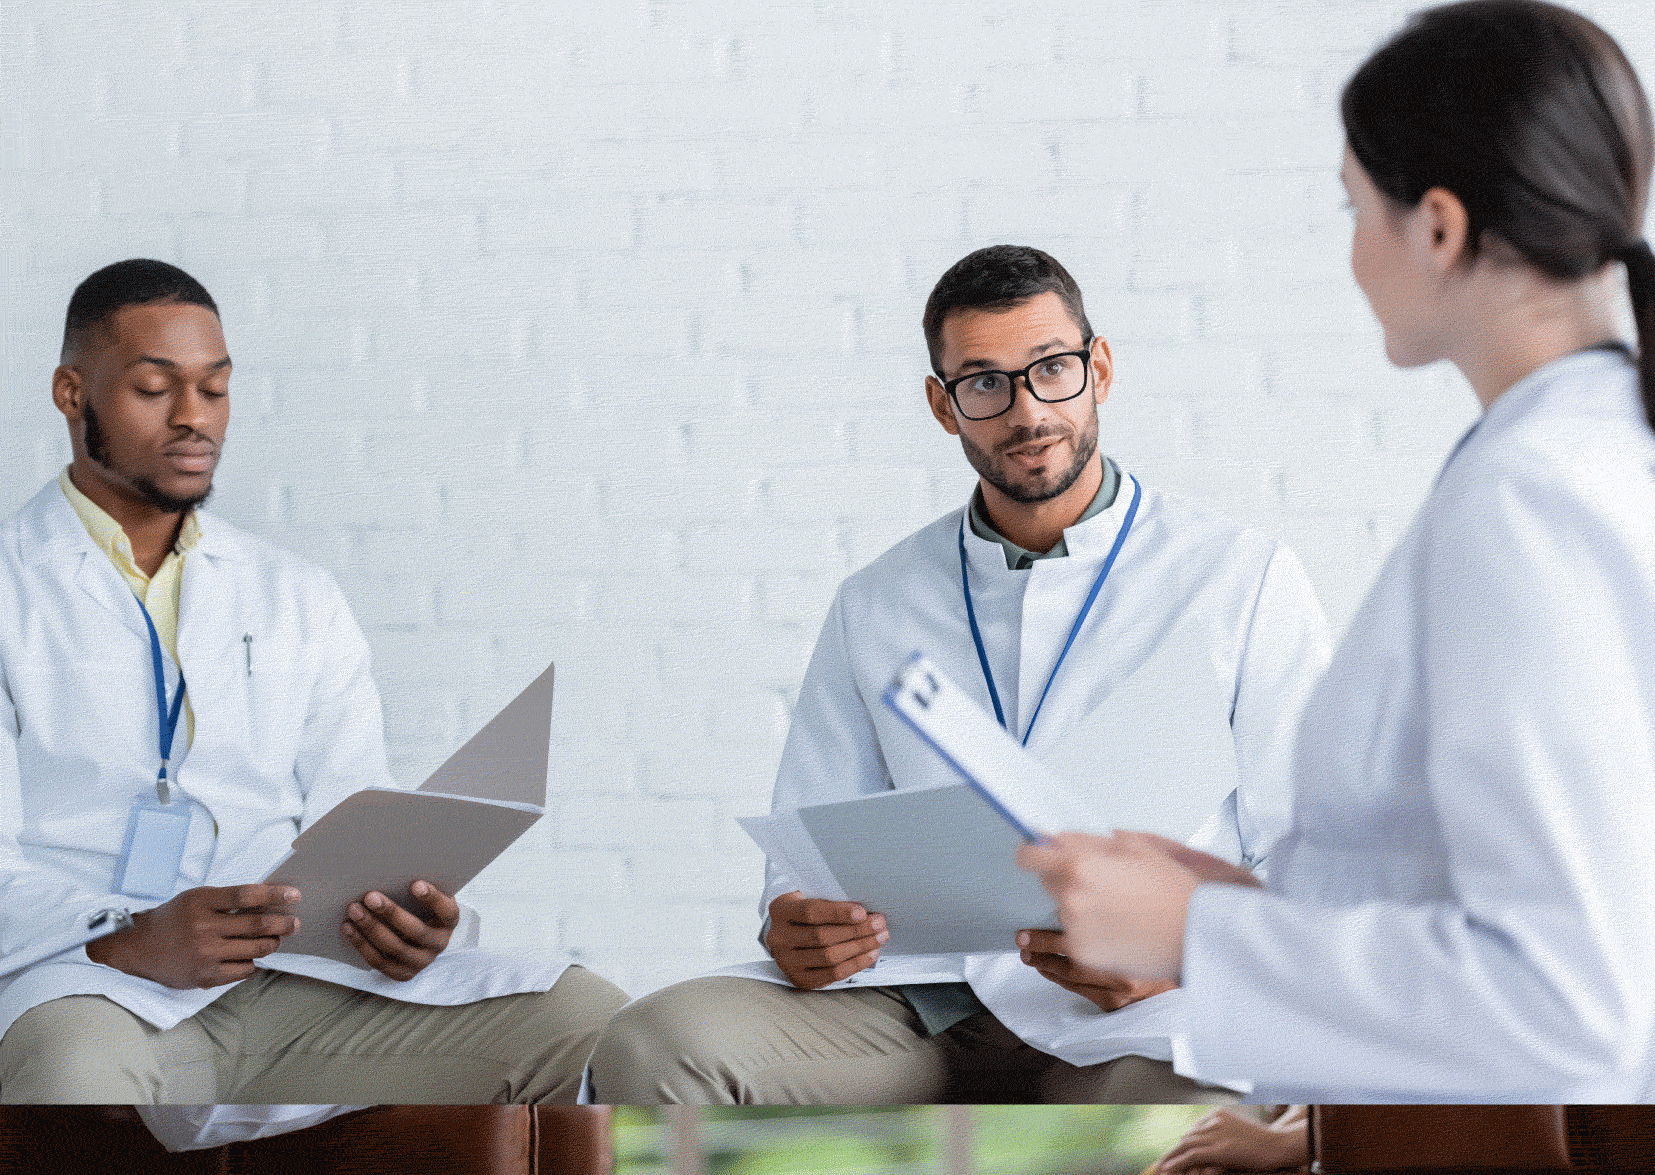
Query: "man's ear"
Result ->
[[52, 364, 85, 422], [925, 374, 961, 436], [1088, 336, 1114, 406], [1416, 186, 1472, 272]]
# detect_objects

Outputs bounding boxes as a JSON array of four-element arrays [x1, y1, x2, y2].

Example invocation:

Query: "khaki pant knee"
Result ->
[[0, 996, 166, 1103]]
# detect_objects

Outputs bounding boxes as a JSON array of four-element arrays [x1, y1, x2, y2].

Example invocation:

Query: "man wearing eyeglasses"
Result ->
[[592, 245, 1331, 1103]]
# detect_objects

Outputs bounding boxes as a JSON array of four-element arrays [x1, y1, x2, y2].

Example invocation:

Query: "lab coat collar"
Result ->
[[185, 511, 248, 563], [12, 481, 147, 639], [1476, 345, 1635, 443], [957, 460, 1138, 577], [1432, 346, 1636, 491], [11, 479, 250, 638], [15, 477, 250, 567]]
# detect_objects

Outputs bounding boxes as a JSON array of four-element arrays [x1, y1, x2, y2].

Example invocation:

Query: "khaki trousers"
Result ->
[[590, 977, 1243, 1105], [0, 965, 627, 1105]]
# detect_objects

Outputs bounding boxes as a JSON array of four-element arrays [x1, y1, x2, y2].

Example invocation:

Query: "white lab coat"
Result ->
[[721, 467, 1332, 1067], [1179, 347, 1655, 1101], [0, 481, 570, 1052]]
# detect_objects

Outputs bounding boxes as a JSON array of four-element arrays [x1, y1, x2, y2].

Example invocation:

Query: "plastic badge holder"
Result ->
[[112, 793, 191, 899]]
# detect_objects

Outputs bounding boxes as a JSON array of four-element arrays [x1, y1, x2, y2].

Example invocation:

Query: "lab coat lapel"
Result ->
[[18, 481, 148, 643], [958, 519, 1030, 736], [71, 554, 147, 641], [1015, 479, 1136, 748], [175, 515, 257, 804]]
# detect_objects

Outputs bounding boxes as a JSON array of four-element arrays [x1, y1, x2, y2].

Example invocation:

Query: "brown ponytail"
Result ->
[[1621, 240, 1655, 430], [1343, 1, 1655, 431]]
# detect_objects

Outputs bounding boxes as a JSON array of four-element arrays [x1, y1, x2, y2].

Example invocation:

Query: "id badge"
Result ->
[[112, 793, 192, 899]]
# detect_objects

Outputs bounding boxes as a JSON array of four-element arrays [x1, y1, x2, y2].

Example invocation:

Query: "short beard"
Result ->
[[959, 411, 1099, 505], [83, 401, 214, 514]]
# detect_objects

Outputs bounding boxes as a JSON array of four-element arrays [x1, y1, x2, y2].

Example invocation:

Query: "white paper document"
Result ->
[[735, 811, 846, 902], [740, 646, 1239, 957], [739, 783, 1057, 955], [266, 663, 555, 967]]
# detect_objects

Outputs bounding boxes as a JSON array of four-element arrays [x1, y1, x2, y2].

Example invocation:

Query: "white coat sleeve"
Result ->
[[292, 572, 479, 949], [759, 588, 893, 925], [1180, 469, 1655, 1099], [0, 670, 137, 972], [1225, 542, 1332, 871]]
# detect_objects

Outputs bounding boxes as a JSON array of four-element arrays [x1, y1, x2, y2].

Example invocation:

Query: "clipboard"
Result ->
[[882, 653, 1094, 841]]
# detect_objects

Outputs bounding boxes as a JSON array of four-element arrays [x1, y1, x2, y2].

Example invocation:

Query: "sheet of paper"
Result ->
[[418, 662, 555, 806], [796, 783, 1059, 954], [736, 811, 847, 902]]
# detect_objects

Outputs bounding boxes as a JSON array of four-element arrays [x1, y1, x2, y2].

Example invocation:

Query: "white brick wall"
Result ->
[[4, 0, 1652, 997]]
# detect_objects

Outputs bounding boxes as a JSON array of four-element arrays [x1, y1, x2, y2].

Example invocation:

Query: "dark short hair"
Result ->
[[62, 259, 219, 360], [1342, 0, 1654, 426], [922, 246, 1093, 375]]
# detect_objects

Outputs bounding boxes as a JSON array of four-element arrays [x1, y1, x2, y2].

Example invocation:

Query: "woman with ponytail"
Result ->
[[1020, 0, 1655, 1100]]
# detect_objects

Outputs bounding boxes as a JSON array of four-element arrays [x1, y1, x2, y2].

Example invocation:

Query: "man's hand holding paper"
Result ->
[[87, 884, 302, 989], [341, 879, 462, 981], [765, 891, 888, 990], [263, 663, 557, 971]]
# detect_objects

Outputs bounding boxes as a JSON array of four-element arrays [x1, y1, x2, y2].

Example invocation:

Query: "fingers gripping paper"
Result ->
[[266, 663, 554, 967], [799, 784, 1060, 953]]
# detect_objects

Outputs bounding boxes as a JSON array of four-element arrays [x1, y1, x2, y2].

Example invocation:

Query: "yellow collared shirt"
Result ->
[[58, 467, 200, 749]]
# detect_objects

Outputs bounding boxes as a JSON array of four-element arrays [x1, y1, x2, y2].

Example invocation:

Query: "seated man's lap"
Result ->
[[219, 965, 626, 1104], [591, 977, 939, 1103], [589, 976, 1235, 1105], [0, 965, 626, 1105], [0, 995, 216, 1103]]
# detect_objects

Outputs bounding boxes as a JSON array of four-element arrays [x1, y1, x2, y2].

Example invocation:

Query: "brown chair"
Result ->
[[1308, 1105, 1655, 1174], [0, 1105, 611, 1175]]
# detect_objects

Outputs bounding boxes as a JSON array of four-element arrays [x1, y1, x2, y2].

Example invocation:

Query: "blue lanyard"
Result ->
[[135, 596, 187, 805], [959, 474, 1142, 745]]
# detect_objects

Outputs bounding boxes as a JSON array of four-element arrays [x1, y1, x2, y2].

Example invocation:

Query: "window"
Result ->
[[616, 1105, 1213, 1175]]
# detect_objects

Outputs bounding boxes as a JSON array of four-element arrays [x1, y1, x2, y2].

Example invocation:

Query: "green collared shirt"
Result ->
[[967, 457, 1121, 569]]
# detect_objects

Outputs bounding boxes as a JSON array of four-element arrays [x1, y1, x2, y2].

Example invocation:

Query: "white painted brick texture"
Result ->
[[4, 0, 1652, 998]]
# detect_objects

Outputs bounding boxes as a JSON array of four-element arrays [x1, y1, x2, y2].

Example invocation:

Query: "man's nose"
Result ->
[[170, 388, 215, 432], [1003, 373, 1052, 425]]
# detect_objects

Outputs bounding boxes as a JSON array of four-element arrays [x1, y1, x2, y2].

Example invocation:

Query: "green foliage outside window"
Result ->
[[614, 1104, 1211, 1175]]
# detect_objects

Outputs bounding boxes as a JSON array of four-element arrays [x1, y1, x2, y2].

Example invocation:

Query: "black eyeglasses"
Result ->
[[939, 345, 1093, 420]]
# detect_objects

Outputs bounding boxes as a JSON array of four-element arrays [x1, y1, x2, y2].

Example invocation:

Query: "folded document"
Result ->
[[737, 655, 1089, 954], [741, 783, 1059, 954], [266, 663, 555, 967]]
